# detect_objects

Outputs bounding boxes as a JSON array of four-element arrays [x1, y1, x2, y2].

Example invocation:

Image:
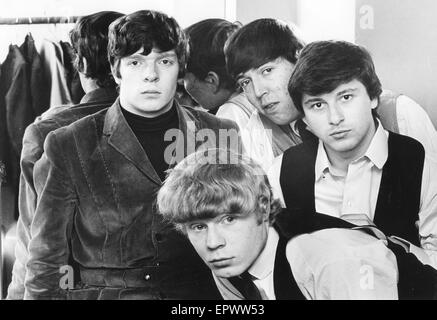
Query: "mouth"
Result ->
[[262, 102, 279, 112], [330, 129, 351, 139], [142, 90, 161, 95], [209, 257, 234, 268]]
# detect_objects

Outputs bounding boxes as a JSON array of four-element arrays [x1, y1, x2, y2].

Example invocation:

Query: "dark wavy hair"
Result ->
[[108, 10, 188, 78], [69, 11, 123, 88], [289, 40, 383, 113], [225, 18, 304, 80], [185, 19, 241, 90]]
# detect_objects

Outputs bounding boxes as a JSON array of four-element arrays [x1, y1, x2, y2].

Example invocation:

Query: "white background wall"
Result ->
[[1, 0, 436, 126], [0, 0, 355, 59], [297, 0, 355, 42], [234, 0, 355, 43], [355, 0, 437, 128], [235, 0, 298, 25], [0, 0, 228, 60]]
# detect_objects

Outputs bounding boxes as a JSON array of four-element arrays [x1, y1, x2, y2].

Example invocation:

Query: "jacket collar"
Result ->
[[80, 86, 119, 105], [103, 99, 201, 185]]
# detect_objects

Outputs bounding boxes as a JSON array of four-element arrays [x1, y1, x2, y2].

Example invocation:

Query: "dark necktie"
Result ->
[[229, 271, 262, 300]]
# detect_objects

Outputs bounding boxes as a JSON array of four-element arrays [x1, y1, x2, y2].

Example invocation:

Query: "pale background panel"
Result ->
[[0, 0, 435, 125], [355, 0, 437, 128]]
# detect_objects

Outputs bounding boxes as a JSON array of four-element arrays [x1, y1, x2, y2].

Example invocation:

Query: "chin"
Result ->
[[274, 114, 296, 126], [266, 115, 286, 126], [212, 266, 244, 279], [329, 140, 359, 153]]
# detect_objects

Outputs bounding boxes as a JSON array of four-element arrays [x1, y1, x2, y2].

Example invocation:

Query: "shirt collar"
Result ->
[[315, 140, 331, 181], [248, 227, 279, 281], [315, 119, 388, 181], [364, 120, 388, 170]]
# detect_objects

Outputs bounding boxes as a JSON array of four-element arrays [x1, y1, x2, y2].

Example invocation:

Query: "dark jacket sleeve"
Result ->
[[24, 129, 76, 300], [7, 124, 45, 299]]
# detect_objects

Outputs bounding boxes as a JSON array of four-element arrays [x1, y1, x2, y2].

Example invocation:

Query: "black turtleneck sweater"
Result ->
[[121, 105, 179, 181]]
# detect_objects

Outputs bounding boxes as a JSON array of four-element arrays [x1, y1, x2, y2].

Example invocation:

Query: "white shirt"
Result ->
[[396, 95, 437, 156], [395, 95, 437, 266], [213, 227, 399, 300], [216, 93, 256, 133], [216, 93, 274, 172], [216, 94, 298, 173], [268, 121, 437, 270], [218, 93, 437, 172], [287, 228, 398, 300], [248, 226, 279, 300], [313, 121, 388, 220]]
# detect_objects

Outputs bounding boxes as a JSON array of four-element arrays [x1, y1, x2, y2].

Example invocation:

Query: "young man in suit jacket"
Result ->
[[7, 11, 123, 300], [23, 10, 241, 300], [157, 148, 399, 300]]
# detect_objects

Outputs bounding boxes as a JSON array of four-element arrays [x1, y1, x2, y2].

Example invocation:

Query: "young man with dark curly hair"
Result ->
[[7, 11, 123, 300], [24, 10, 241, 300]]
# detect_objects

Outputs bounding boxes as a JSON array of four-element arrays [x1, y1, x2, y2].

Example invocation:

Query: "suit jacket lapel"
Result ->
[[167, 104, 203, 169], [103, 99, 162, 185]]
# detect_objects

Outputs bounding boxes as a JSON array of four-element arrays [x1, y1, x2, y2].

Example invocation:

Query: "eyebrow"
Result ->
[[235, 73, 247, 82], [127, 52, 177, 59], [336, 87, 358, 96], [126, 53, 144, 59], [303, 97, 324, 106], [303, 87, 359, 105], [156, 52, 177, 59]]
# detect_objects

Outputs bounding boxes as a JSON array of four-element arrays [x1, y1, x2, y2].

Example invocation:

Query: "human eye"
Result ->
[[127, 59, 140, 67], [222, 215, 236, 225], [189, 223, 206, 232], [238, 78, 251, 89], [341, 94, 353, 102], [311, 102, 325, 110], [262, 67, 273, 75], [160, 58, 175, 66]]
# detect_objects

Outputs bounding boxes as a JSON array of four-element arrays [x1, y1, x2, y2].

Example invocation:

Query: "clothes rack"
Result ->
[[0, 16, 81, 25]]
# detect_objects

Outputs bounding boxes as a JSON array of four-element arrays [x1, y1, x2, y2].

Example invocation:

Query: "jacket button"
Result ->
[[144, 274, 151, 281]]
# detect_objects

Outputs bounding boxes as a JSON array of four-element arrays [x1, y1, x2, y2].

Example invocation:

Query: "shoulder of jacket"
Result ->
[[185, 106, 239, 130]]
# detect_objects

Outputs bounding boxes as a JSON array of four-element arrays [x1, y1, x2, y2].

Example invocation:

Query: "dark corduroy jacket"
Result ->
[[7, 87, 118, 300], [24, 99, 241, 300]]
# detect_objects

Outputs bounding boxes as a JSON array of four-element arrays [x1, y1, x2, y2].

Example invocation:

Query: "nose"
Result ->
[[144, 63, 158, 82], [251, 75, 267, 100], [328, 103, 345, 125], [206, 225, 225, 250]]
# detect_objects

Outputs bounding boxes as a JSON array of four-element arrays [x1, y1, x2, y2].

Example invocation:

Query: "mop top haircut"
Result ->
[[289, 40, 383, 113], [70, 11, 124, 88], [157, 148, 281, 232], [108, 10, 189, 78], [185, 18, 241, 90], [224, 18, 304, 81]]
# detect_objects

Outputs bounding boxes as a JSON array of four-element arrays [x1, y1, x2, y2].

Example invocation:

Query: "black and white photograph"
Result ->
[[0, 0, 436, 307]]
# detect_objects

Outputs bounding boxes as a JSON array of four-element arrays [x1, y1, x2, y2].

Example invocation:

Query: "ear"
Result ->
[[80, 57, 88, 74], [111, 66, 121, 85], [258, 196, 271, 223], [263, 205, 271, 222], [204, 71, 221, 93]]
